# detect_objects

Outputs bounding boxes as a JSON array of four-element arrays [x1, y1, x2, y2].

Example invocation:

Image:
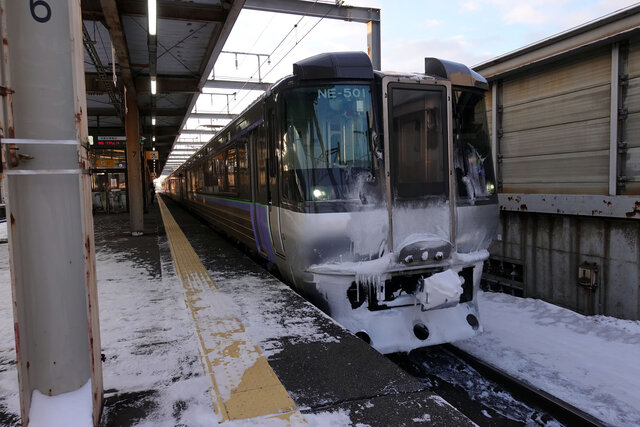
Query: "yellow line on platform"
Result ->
[[158, 197, 304, 424]]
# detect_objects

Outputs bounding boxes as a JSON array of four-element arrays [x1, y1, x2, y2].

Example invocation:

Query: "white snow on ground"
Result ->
[[0, 221, 7, 241], [96, 242, 216, 425], [455, 291, 640, 426], [2, 224, 640, 426], [208, 273, 341, 358], [0, 243, 19, 420], [301, 409, 352, 426], [29, 379, 92, 427]]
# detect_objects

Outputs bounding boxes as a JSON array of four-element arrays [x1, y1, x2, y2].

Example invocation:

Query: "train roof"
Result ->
[[168, 52, 486, 177]]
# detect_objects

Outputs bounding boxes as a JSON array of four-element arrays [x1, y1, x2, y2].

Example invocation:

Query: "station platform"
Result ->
[[0, 196, 474, 425]]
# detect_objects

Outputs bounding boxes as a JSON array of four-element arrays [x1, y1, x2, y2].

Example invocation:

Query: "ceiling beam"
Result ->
[[178, 129, 220, 135], [82, 0, 228, 23], [175, 0, 244, 160], [188, 112, 235, 120], [86, 73, 201, 94], [99, 0, 136, 96], [204, 79, 271, 91], [88, 107, 187, 117], [89, 126, 179, 137], [243, 0, 380, 24], [136, 75, 200, 93]]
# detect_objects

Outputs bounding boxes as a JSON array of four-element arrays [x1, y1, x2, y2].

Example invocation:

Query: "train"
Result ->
[[163, 51, 499, 353]]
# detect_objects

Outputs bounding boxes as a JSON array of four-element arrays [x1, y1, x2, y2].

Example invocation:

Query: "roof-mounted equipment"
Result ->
[[293, 51, 374, 80], [424, 57, 489, 90]]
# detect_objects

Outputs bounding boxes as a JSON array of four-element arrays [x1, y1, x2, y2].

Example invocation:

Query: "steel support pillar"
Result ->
[[609, 43, 620, 196], [367, 20, 381, 70], [126, 91, 144, 235], [0, 0, 103, 424], [243, 0, 381, 69]]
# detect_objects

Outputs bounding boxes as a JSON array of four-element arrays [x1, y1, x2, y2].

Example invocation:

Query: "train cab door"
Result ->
[[382, 77, 455, 252], [266, 104, 286, 258]]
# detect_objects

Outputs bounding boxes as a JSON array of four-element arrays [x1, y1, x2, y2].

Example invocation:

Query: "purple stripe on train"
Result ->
[[194, 193, 275, 263]]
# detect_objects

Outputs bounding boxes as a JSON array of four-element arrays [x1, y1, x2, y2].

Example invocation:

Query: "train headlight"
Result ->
[[312, 188, 327, 200]]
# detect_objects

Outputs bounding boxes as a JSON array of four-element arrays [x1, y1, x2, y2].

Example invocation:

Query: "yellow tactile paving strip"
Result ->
[[158, 197, 305, 424]]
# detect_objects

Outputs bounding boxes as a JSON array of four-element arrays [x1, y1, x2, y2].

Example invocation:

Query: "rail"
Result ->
[[442, 344, 606, 427]]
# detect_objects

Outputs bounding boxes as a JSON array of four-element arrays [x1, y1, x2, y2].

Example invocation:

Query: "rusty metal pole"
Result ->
[[125, 90, 144, 235], [0, 0, 103, 424]]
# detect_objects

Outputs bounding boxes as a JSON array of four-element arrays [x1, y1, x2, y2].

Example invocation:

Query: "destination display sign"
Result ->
[[95, 136, 126, 148]]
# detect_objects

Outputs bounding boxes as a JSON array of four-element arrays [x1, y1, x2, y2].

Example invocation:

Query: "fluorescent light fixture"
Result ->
[[152, 117, 156, 126], [148, 0, 157, 35], [152, 146, 156, 150], [152, 136, 156, 142], [150, 77, 157, 95]]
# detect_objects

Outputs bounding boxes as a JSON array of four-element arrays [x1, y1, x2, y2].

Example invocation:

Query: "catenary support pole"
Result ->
[[126, 90, 144, 235], [0, 0, 103, 425], [367, 20, 381, 70]]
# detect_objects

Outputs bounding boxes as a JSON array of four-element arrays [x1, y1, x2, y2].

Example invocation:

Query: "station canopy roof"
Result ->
[[81, 0, 248, 177], [80, 0, 380, 179]]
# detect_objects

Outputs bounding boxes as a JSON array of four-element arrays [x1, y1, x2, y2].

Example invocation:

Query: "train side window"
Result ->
[[204, 158, 215, 193], [196, 163, 205, 193], [452, 88, 496, 202], [255, 124, 268, 204], [237, 139, 250, 200], [227, 147, 237, 193], [268, 109, 278, 178], [215, 152, 227, 192]]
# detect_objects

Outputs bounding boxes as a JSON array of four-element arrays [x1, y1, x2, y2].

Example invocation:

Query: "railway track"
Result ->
[[441, 344, 606, 426], [389, 345, 606, 426]]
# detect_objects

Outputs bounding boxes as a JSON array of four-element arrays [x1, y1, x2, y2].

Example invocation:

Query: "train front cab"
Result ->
[[283, 54, 499, 353]]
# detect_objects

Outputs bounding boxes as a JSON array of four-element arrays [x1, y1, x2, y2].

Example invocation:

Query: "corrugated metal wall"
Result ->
[[624, 36, 640, 194], [480, 33, 640, 321], [499, 47, 612, 194]]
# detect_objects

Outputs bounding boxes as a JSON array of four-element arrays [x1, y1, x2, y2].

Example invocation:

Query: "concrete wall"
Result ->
[[490, 212, 640, 319]]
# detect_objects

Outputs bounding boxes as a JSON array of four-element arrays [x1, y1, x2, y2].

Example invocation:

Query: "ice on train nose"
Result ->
[[397, 233, 452, 264]]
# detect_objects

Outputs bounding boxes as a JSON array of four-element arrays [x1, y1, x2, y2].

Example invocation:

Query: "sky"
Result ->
[[169, 0, 640, 172]]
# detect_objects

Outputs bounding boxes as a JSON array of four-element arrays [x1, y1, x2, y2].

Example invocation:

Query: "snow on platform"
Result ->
[[454, 290, 640, 426], [0, 201, 474, 426]]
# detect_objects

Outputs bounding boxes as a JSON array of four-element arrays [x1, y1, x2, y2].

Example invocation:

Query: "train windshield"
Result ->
[[389, 85, 448, 198], [452, 89, 497, 202], [282, 84, 374, 202]]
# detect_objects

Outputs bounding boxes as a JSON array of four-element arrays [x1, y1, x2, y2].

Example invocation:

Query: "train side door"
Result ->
[[266, 103, 286, 257], [251, 125, 273, 260]]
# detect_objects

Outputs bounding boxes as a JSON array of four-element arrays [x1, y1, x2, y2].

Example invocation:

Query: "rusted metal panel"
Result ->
[[499, 193, 640, 218], [501, 48, 611, 106], [0, 1, 14, 139]]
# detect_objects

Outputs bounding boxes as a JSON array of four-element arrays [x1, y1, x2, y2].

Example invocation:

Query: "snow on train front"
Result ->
[[277, 53, 499, 353]]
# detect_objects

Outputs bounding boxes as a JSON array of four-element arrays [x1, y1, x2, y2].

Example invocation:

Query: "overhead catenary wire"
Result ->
[[177, 0, 338, 168], [209, 0, 337, 118], [221, 19, 330, 115]]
